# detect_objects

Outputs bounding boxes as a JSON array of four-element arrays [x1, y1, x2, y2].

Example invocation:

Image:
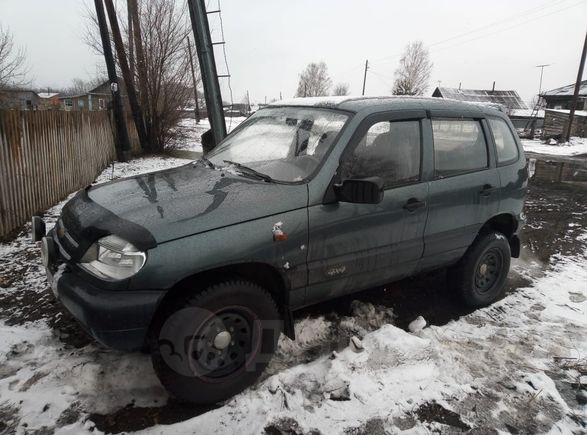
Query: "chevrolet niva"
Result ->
[[33, 96, 527, 404]]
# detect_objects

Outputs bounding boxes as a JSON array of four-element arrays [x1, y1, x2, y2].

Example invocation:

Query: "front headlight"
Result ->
[[79, 235, 146, 281]]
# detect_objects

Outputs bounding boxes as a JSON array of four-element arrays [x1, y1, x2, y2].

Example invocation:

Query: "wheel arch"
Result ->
[[152, 262, 295, 339], [479, 213, 520, 257]]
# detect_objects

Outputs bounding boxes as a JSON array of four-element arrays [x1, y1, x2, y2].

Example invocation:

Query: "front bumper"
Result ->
[[37, 220, 165, 351], [52, 270, 165, 351]]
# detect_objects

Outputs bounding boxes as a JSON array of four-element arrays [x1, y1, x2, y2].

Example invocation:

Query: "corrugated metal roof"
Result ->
[[541, 80, 587, 97], [433, 87, 528, 110]]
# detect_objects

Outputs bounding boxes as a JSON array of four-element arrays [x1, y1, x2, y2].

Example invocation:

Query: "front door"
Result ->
[[305, 111, 430, 305]]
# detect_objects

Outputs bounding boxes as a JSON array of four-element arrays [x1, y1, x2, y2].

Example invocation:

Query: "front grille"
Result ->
[[54, 219, 79, 260]]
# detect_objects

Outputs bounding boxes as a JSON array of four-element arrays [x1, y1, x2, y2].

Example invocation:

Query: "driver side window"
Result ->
[[340, 120, 421, 188]]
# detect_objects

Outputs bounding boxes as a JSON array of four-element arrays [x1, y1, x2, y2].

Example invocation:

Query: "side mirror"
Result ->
[[333, 177, 384, 204], [201, 129, 216, 154]]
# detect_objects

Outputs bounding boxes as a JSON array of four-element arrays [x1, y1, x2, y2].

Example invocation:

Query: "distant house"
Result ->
[[432, 87, 528, 110], [59, 81, 124, 112], [224, 103, 250, 117], [539, 81, 587, 139], [432, 86, 542, 130], [540, 80, 587, 110], [0, 88, 40, 110], [38, 92, 61, 110]]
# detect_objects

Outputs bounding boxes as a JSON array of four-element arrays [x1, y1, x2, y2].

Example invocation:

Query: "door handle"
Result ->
[[403, 198, 426, 212], [480, 184, 497, 197]]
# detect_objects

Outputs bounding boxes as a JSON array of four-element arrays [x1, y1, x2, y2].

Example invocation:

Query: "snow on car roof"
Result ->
[[268, 95, 505, 115], [269, 96, 361, 108]]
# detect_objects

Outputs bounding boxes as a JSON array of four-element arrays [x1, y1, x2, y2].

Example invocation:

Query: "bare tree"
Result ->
[[85, 0, 195, 151], [58, 76, 107, 96], [295, 62, 332, 97], [0, 25, 28, 89], [392, 41, 432, 96], [104, 0, 149, 150], [332, 83, 350, 96]]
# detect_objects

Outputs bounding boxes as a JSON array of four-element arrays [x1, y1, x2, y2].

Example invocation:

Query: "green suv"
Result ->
[[34, 96, 527, 404]]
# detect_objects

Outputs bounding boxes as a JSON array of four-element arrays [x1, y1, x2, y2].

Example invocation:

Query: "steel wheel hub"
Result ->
[[189, 311, 252, 378], [213, 331, 232, 350], [475, 249, 503, 294]]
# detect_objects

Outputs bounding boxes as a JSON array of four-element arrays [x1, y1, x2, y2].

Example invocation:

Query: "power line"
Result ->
[[372, 0, 578, 65], [426, 0, 584, 56], [362, 0, 584, 92]]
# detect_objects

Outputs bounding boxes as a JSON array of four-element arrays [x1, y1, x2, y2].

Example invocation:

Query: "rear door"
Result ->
[[421, 115, 499, 269], [305, 111, 430, 305]]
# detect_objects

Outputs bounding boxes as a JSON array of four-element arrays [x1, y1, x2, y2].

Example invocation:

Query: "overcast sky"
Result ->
[[1, 0, 586, 105]]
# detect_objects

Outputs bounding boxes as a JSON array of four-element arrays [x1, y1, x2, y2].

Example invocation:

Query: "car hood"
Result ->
[[85, 163, 308, 244]]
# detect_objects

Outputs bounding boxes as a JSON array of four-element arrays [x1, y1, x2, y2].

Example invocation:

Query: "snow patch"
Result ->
[[522, 137, 587, 156]]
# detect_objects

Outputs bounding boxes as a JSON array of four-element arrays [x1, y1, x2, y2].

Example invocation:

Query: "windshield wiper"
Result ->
[[198, 157, 215, 169], [222, 160, 273, 182]]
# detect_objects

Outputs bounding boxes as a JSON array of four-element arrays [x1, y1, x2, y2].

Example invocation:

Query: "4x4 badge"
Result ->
[[326, 265, 346, 277]]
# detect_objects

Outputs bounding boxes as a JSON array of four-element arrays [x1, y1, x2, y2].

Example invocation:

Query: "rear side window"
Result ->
[[488, 118, 519, 165], [341, 120, 421, 188], [432, 119, 488, 177]]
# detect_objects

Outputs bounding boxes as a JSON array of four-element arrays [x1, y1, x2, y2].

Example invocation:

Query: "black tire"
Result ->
[[451, 231, 511, 308], [149, 280, 281, 405]]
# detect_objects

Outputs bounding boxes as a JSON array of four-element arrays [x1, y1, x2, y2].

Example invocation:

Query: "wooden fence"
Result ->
[[0, 110, 138, 239]]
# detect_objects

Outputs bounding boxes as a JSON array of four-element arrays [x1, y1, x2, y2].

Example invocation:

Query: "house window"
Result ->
[[78, 99, 85, 108], [64, 99, 73, 111], [98, 99, 106, 110]]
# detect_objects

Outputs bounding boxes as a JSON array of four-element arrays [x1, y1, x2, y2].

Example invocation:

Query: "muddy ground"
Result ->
[[1, 154, 586, 434]]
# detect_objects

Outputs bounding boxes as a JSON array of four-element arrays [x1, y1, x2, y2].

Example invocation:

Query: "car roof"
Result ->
[[269, 96, 506, 117]]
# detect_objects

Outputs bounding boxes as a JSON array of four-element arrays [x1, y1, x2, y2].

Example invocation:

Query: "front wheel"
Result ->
[[149, 280, 281, 405], [450, 231, 511, 307]]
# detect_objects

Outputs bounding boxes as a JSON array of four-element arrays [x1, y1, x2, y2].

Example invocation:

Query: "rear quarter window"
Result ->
[[432, 119, 488, 178], [488, 118, 519, 165]]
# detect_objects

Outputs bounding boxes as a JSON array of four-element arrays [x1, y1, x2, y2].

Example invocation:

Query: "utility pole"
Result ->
[[362, 59, 369, 96], [94, 0, 130, 161], [187, 0, 227, 143], [565, 31, 587, 143], [246, 90, 251, 114], [186, 36, 201, 124], [535, 64, 551, 95], [104, 0, 149, 152]]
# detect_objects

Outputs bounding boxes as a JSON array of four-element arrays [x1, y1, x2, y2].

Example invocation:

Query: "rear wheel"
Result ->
[[149, 280, 281, 404], [451, 231, 511, 307]]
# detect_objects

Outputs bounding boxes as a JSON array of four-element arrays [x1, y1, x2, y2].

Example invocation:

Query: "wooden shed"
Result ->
[[543, 109, 587, 139], [540, 80, 587, 111]]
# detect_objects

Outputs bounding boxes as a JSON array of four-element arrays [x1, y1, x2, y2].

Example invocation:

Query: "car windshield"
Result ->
[[207, 107, 349, 182]]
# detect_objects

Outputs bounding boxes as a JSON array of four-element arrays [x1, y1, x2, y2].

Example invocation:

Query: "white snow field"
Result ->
[[0, 156, 585, 434], [522, 137, 587, 157], [169, 116, 247, 152]]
